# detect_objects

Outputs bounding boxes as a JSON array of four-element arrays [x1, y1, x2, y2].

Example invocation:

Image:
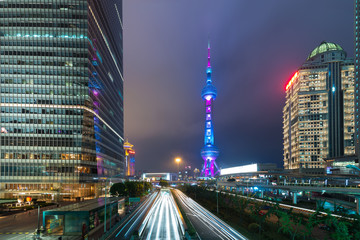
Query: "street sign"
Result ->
[[129, 197, 140, 203]]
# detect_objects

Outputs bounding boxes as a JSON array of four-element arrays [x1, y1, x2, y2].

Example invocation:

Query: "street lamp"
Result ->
[[216, 190, 219, 214], [104, 173, 122, 233], [175, 158, 181, 180]]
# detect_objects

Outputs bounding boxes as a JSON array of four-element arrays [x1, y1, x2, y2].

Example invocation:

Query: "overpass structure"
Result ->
[[217, 180, 360, 214]]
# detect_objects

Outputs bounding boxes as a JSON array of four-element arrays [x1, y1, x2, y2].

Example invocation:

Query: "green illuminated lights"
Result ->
[[307, 41, 343, 60]]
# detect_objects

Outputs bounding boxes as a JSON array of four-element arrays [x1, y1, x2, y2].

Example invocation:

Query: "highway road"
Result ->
[[106, 191, 158, 240], [140, 189, 184, 240], [173, 189, 247, 240]]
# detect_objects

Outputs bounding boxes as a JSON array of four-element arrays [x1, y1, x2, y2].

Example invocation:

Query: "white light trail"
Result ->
[[142, 189, 183, 239], [116, 192, 157, 238], [174, 189, 247, 240]]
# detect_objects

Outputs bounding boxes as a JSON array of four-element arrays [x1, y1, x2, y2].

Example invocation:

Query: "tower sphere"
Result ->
[[201, 84, 217, 100], [201, 145, 219, 160]]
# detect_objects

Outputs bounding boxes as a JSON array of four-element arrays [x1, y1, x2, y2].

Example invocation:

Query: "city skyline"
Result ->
[[124, 0, 354, 172]]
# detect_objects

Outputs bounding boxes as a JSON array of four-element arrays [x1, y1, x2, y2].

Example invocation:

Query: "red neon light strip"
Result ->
[[285, 72, 299, 91]]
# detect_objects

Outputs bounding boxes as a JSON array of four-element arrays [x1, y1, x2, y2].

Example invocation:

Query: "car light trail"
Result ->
[[112, 192, 158, 239], [140, 189, 183, 240], [174, 189, 247, 240]]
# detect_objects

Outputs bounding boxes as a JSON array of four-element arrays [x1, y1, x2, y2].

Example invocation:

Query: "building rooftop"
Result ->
[[307, 41, 344, 60], [45, 198, 120, 212]]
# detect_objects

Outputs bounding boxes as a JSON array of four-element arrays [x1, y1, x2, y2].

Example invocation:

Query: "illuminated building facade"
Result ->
[[200, 42, 220, 177], [283, 42, 355, 172], [124, 140, 135, 176], [355, 1, 360, 160], [0, 0, 124, 200]]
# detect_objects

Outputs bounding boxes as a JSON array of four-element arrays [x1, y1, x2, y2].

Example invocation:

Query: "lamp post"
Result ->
[[216, 190, 219, 214], [104, 173, 122, 233], [36, 205, 40, 238], [175, 158, 181, 180]]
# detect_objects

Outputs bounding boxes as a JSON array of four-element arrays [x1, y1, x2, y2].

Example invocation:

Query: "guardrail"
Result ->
[[218, 181, 360, 195]]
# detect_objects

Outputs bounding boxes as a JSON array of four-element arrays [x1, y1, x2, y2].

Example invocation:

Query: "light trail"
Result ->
[[111, 192, 158, 239], [141, 189, 183, 240], [174, 189, 248, 240]]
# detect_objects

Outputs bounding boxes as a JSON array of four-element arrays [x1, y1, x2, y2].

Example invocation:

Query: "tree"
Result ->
[[159, 179, 169, 188], [143, 181, 152, 192], [125, 181, 143, 197], [348, 213, 360, 239], [277, 208, 306, 240], [110, 182, 127, 197]]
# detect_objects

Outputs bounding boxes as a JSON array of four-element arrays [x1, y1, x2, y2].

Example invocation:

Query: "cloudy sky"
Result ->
[[122, 0, 353, 172]]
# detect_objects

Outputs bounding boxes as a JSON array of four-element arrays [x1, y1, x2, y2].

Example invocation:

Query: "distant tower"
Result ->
[[200, 41, 220, 177], [124, 140, 136, 176]]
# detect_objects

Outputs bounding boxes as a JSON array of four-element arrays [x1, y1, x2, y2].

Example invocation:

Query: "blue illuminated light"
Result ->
[[96, 51, 103, 63], [10, 33, 87, 39], [332, 86, 336, 92]]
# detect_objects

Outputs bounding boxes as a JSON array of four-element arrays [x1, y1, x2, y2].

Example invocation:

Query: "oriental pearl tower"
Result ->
[[200, 41, 220, 178]]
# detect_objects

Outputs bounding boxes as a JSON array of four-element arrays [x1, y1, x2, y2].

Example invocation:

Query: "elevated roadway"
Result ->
[[217, 181, 360, 213], [217, 181, 360, 195]]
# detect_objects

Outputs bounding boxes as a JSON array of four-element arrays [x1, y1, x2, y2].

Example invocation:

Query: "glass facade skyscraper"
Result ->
[[355, 1, 360, 160], [0, 0, 124, 200], [283, 42, 355, 173]]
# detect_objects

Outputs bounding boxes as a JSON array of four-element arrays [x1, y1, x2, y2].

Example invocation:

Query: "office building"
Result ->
[[355, 1, 360, 160], [0, 0, 124, 200], [283, 42, 355, 173]]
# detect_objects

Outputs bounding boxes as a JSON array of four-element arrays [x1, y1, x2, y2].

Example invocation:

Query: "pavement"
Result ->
[[0, 209, 43, 240], [0, 203, 73, 240]]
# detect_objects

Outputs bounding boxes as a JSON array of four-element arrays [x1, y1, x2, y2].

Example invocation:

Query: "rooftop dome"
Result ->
[[307, 41, 344, 60]]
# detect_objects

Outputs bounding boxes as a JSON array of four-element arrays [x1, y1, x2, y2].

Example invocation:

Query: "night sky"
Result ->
[[123, 1, 354, 173]]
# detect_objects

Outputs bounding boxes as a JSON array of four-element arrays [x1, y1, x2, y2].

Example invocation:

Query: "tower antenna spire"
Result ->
[[207, 39, 211, 68]]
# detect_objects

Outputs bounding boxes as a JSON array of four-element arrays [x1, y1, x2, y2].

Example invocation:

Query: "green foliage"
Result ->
[[159, 179, 169, 188], [110, 181, 152, 197], [110, 182, 127, 197], [248, 223, 260, 232]]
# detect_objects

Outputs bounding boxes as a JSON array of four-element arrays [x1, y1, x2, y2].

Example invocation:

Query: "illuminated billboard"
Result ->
[[142, 173, 171, 181], [220, 164, 258, 175]]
